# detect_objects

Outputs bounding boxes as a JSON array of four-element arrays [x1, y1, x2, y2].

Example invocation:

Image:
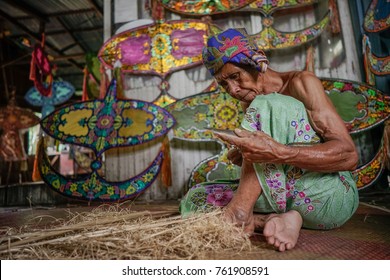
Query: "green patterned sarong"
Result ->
[[180, 93, 359, 230]]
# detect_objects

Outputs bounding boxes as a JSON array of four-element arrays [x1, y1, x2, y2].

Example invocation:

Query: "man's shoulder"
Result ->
[[291, 70, 318, 82], [284, 71, 326, 108], [289, 71, 323, 95]]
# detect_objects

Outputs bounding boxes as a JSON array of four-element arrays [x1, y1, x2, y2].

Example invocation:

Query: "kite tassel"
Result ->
[[82, 67, 89, 101], [384, 120, 390, 171], [305, 45, 315, 73], [32, 136, 44, 182], [329, 0, 341, 34], [160, 136, 172, 188]]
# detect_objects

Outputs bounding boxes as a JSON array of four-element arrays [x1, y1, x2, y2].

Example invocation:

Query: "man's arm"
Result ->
[[286, 71, 358, 171]]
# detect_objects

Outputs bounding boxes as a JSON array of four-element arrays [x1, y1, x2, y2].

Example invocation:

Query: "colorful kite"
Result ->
[[362, 35, 390, 87], [159, 0, 255, 15], [25, 80, 75, 118], [39, 78, 176, 201], [98, 19, 209, 78], [364, 0, 390, 33], [29, 42, 53, 97], [0, 95, 40, 162]]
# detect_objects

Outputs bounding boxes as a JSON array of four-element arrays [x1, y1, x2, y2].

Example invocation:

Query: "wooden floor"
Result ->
[[0, 196, 389, 260]]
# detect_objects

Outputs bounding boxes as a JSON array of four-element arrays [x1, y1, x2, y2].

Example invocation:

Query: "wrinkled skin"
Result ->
[[213, 63, 358, 251]]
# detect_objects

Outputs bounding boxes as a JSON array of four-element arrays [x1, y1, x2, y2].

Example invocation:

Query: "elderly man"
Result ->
[[180, 28, 359, 252]]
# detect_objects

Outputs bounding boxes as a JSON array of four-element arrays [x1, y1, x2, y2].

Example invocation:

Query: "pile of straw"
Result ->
[[0, 205, 253, 260]]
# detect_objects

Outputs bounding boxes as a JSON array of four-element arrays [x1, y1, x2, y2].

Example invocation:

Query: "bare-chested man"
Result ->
[[180, 28, 359, 252]]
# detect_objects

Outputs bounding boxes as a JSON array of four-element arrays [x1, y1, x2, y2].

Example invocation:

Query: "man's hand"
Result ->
[[214, 128, 286, 164], [227, 146, 242, 166]]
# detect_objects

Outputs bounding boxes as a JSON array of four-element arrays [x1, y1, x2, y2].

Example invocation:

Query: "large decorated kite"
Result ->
[[159, 0, 254, 15], [38, 78, 175, 201], [158, 0, 330, 51], [98, 19, 214, 107], [363, 0, 390, 33], [98, 19, 209, 78]]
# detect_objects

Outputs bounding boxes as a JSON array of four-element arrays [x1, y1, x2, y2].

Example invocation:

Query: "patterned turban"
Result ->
[[202, 28, 269, 76]]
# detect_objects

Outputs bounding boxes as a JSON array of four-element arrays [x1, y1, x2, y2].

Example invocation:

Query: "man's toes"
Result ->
[[266, 236, 275, 246], [286, 242, 294, 250], [278, 242, 286, 252]]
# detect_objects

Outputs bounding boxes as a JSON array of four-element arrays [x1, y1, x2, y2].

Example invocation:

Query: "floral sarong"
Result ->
[[180, 93, 359, 230]]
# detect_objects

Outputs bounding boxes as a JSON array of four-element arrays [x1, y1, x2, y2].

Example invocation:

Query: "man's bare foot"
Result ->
[[263, 210, 303, 252]]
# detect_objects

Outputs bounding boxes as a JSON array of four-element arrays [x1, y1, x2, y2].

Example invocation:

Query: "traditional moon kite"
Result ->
[[39, 78, 176, 201]]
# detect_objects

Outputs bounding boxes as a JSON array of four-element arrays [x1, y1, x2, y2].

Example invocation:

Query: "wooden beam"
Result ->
[[60, 42, 79, 53], [0, 53, 30, 68], [45, 8, 97, 18], [0, 53, 85, 67], [13, 8, 98, 20], [53, 53, 85, 61], [9, 26, 103, 38], [86, 0, 103, 17]]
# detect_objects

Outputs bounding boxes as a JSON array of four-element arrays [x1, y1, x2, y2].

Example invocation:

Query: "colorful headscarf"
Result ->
[[202, 28, 269, 76]]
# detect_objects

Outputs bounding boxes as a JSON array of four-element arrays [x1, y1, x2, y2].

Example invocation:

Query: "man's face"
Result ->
[[214, 63, 261, 102]]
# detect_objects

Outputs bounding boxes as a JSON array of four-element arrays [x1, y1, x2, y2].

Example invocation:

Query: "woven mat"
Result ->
[[216, 203, 390, 260]]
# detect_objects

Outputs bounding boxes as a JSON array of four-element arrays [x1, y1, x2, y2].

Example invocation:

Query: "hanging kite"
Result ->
[[166, 87, 244, 191], [157, 0, 330, 51], [39, 78, 176, 201], [0, 92, 40, 162], [158, 0, 255, 15], [25, 80, 75, 118], [362, 35, 390, 86], [98, 19, 209, 77], [242, 0, 317, 15], [321, 78, 389, 134], [29, 36, 53, 97], [98, 19, 213, 107], [250, 12, 330, 50], [240, 1, 331, 51], [159, 0, 318, 16], [363, 0, 390, 33], [167, 88, 243, 140]]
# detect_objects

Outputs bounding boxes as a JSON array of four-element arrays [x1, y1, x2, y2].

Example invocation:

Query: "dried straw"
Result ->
[[0, 205, 253, 260]]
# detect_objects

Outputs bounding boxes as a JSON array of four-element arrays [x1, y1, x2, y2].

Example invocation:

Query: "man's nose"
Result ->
[[227, 81, 240, 95]]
